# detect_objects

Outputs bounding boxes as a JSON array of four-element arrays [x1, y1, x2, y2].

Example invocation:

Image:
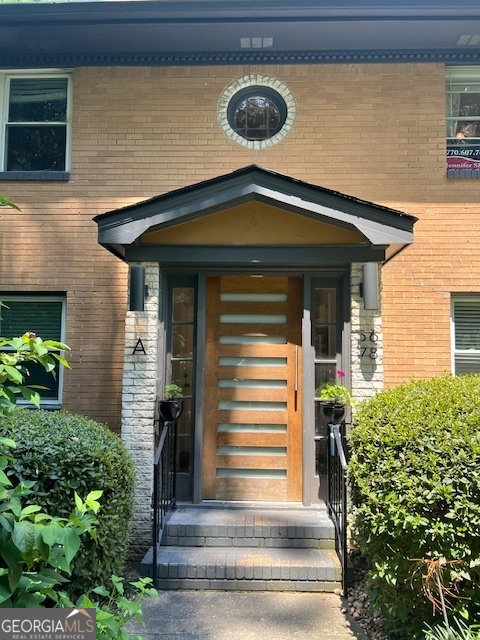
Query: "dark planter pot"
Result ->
[[321, 402, 346, 425], [158, 399, 184, 422]]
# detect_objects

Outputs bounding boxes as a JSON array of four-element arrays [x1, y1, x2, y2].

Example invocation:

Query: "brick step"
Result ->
[[162, 506, 336, 549], [142, 546, 342, 592]]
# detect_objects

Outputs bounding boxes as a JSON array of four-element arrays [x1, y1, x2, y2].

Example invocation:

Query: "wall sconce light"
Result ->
[[129, 265, 149, 311], [360, 262, 379, 310]]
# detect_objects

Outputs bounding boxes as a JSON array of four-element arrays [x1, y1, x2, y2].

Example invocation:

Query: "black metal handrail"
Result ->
[[152, 418, 177, 585], [327, 421, 349, 595]]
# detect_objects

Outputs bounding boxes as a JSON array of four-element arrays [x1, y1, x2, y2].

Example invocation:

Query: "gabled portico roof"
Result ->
[[94, 165, 416, 263]]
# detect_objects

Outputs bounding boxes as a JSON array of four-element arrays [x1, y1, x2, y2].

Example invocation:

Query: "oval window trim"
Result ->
[[218, 74, 296, 150]]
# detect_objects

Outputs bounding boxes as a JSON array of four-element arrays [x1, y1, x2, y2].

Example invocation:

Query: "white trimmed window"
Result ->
[[0, 295, 67, 405], [0, 71, 72, 175], [446, 67, 480, 173], [451, 297, 480, 374]]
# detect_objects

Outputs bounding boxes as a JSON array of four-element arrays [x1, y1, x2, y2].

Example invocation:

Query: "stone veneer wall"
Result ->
[[350, 263, 383, 405], [122, 262, 160, 557]]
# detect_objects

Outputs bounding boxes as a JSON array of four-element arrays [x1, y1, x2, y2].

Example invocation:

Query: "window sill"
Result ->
[[447, 170, 480, 179], [0, 171, 70, 181], [19, 403, 62, 411]]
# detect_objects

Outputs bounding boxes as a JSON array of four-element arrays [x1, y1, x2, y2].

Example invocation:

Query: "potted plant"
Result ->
[[316, 370, 353, 424], [158, 383, 184, 422]]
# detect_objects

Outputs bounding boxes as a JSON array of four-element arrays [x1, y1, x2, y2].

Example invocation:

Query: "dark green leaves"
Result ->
[[1, 409, 136, 594], [0, 333, 71, 415], [349, 374, 480, 634]]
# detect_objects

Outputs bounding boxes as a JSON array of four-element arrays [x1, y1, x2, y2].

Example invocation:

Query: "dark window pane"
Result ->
[[172, 360, 193, 394], [9, 78, 68, 123], [315, 289, 336, 323], [6, 125, 66, 171], [454, 122, 478, 138], [176, 400, 192, 435], [173, 324, 194, 358], [455, 93, 480, 118], [168, 278, 196, 496], [232, 90, 287, 140], [315, 364, 336, 394], [233, 94, 283, 141], [24, 361, 59, 400], [315, 401, 331, 437], [455, 356, 480, 374], [454, 300, 480, 349], [176, 436, 191, 473], [314, 325, 336, 359], [0, 301, 62, 339], [315, 439, 328, 477], [173, 288, 194, 322]]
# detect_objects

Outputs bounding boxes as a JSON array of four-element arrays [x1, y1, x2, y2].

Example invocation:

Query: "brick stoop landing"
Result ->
[[140, 504, 342, 592]]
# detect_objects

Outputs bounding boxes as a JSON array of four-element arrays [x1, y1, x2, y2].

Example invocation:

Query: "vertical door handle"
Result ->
[[294, 345, 298, 393]]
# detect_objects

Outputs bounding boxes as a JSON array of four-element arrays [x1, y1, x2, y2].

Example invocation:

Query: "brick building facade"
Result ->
[[1, 2, 479, 552]]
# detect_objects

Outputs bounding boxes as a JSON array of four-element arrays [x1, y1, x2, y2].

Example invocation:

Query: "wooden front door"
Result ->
[[202, 275, 302, 502]]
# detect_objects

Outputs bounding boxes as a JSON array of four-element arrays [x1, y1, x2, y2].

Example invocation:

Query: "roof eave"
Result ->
[[95, 165, 415, 260]]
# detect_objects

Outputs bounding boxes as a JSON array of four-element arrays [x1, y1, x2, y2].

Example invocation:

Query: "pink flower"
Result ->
[[337, 370, 346, 377]]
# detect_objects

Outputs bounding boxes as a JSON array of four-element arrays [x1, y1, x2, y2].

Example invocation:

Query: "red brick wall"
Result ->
[[0, 62, 476, 427]]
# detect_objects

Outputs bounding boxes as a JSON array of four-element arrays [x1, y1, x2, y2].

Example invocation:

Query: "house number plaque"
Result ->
[[358, 330, 378, 359], [132, 338, 146, 355]]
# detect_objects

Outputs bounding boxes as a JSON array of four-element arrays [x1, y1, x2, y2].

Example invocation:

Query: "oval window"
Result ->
[[227, 87, 287, 141], [218, 74, 296, 149]]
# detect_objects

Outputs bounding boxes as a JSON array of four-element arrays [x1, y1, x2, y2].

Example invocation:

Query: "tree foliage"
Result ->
[[0, 333, 70, 415]]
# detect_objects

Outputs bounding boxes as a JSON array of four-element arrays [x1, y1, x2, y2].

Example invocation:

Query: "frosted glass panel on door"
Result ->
[[219, 357, 287, 367], [216, 469, 286, 478], [218, 423, 287, 432], [220, 293, 287, 302], [217, 446, 286, 456], [220, 314, 287, 324], [220, 335, 287, 345], [219, 379, 287, 389], [218, 401, 286, 411]]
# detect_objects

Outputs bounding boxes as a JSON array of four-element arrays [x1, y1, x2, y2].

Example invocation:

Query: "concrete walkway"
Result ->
[[128, 591, 369, 640]]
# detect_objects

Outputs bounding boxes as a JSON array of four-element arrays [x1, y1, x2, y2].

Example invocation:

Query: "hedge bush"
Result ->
[[0, 409, 136, 593], [349, 374, 480, 636]]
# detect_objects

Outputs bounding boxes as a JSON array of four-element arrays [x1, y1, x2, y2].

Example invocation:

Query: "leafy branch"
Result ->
[[0, 332, 71, 415], [0, 195, 20, 211]]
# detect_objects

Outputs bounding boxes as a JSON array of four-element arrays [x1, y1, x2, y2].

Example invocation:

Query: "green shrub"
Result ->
[[60, 575, 158, 640], [0, 409, 136, 593], [349, 374, 480, 636], [0, 436, 156, 638], [424, 619, 480, 640]]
